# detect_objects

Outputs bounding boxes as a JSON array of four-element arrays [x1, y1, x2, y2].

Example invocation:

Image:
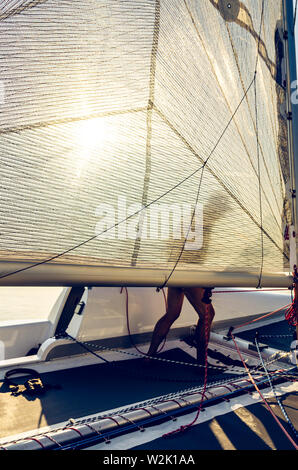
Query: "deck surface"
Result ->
[[0, 347, 227, 440], [0, 321, 297, 450], [132, 392, 298, 450]]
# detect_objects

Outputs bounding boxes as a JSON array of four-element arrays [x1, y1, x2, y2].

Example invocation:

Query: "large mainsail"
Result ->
[[0, 0, 294, 287]]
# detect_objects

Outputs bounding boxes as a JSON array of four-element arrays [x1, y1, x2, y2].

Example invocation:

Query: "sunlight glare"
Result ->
[[75, 117, 108, 178]]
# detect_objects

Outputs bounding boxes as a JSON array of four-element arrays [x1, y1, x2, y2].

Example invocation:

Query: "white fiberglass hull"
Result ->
[[0, 286, 292, 361], [69, 287, 292, 342]]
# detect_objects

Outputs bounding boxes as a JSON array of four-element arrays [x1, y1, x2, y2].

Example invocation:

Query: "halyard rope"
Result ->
[[255, 334, 298, 442], [0, 76, 256, 283], [231, 331, 298, 450]]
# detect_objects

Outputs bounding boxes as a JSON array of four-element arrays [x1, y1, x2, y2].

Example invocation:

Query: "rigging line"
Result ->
[[65, 333, 283, 376], [254, 0, 265, 73], [0, 76, 256, 282], [183, 74, 255, 172], [163, 0, 272, 290], [0, 163, 203, 281], [0, 0, 48, 22], [208, 0, 276, 80], [255, 0, 265, 289], [255, 334, 298, 441], [159, 166, 205, 289], [255, 75, 264, 289], [185, 0, 284, 227], [120, 286, 166, 355], [162, 307, 210, 437], [64, 334, 225, 383], [231, 332, 298, 450], [233, 303, 291, 330], [293, 0, 298, 33], [65, 333, 109, 364], [154, 103, 289, 261], [224, 21, 285, 217]]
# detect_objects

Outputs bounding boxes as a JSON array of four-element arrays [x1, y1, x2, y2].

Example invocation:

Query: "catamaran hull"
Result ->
[[0, 286, 292, 361]]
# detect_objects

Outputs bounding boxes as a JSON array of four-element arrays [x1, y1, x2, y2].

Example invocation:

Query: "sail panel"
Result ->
[[0, 0, 292, 286]]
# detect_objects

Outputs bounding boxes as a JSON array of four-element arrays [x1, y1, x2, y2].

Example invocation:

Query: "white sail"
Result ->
[[0, 0, 294, 287]]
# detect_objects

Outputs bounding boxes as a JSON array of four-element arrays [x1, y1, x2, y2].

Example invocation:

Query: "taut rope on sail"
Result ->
[[0, 0, 295, 287]]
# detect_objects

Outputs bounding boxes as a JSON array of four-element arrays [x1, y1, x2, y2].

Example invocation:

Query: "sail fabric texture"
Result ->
[[0, 0, 292, 285]]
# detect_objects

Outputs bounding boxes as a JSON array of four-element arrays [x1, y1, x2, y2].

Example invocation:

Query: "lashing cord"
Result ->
[[66, 287, 294, 441], [162, 305, 211, 438], [155, 291, 293, 439], [228, 293, 298, 449], [285, 291, 298, 327], [230, 331, 298, 450], [254, 333, 298, 443], [283, 266, 298, 327]]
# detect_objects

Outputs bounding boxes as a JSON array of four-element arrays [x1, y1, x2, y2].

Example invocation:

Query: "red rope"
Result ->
[[285, 265, 298, 327], [122, 287, 291, 344], [214, 289, 289, 294], [162, 304, 211, 437], [230, 333, 298, 450], [120, 287, 166, 355], [234, 303, 291, 330], [119, 287, 295, 442], [64, 426, 83, 437], [135, 407, 154, 417], [24, 437, 46, 449], [101, 416, 121, 426], [44, 434, 62, 447], [162, 399, 183, 408], [285, 293, 298, 327]]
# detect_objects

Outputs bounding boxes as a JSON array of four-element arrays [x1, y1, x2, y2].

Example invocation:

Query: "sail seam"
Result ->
[[208, 0, 276, 80], [224, 22, 283, 216], [160, 0, 285, 288], [255, 0, 266, 289], [153, 103, 288, 261], [159, 166, 206, 289], [0, 69, 289, 283], [0, 107, 148, 135], [0, 0, 290, 284], [0, 0, 49, 22], [131, 0, 161, 267], [183, 0, 284, 233]]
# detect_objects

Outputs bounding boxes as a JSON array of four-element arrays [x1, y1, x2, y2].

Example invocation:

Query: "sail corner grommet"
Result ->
[[218, 0, 240, 22]]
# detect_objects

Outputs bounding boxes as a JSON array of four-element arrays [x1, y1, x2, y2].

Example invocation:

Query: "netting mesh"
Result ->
[[0, 0, 292, 282]]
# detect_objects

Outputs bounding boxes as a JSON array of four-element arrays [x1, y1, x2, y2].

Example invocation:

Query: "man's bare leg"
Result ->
[[183, 288, 215, 364], [147, 287, 184, 357], [194, 304, 215, 364]]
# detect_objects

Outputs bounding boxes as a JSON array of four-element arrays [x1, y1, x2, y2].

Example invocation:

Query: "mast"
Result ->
[[283, 0, 298, 270]]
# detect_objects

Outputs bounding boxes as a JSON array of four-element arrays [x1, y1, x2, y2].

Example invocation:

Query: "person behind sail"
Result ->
[[147, 286, 215, 365]]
